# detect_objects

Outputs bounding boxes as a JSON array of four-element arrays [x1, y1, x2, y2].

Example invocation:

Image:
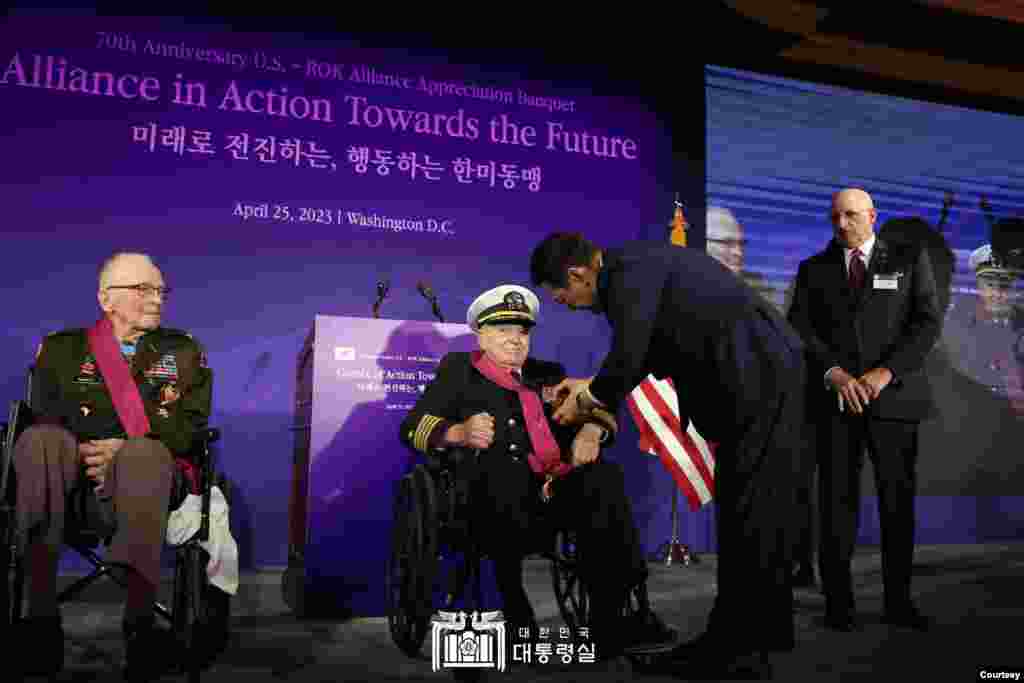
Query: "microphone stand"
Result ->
[[373, 282, 389, 319], [426, 295, 445, 323]]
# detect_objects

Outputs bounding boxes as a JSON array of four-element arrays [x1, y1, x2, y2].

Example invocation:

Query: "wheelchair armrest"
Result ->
[[183, 427, 220, 460], [199, 427, 220, 445]]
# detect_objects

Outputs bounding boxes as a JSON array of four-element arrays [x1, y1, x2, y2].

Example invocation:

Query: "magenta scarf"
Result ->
[[471, 351, 569, 479], [86, 317, 151, 438]]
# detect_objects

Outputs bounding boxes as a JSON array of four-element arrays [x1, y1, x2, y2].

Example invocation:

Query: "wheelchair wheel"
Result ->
[[172, 545, 231, 682], [386, 464, 438, 658], [173, 544, 206, 682], [0, 526, 14, 629], [550, 530, 589, 632]]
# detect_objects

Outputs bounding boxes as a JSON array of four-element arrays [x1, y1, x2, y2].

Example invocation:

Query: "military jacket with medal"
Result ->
[[32, 326, 211, 455]]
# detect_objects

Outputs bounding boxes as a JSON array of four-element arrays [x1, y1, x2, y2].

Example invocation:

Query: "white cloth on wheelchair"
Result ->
[[165, 486, 239, 595]]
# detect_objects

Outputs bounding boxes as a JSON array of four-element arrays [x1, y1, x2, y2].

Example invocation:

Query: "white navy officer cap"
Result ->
[[969, 244, 1001, 278], [466, 285, 539, 332]]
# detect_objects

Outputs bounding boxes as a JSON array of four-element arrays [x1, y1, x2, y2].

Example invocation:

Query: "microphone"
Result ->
[[417, 280, 445, 323], [980, 196, 995, 226], [937, 191, 954, 231], [373, 279, 390, 319]]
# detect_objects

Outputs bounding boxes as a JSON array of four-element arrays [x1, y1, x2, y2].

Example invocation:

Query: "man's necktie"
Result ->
[[849, 248, 866, 291]]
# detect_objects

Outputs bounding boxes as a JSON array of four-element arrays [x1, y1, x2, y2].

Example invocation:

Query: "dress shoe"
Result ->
[[123, 615, 176, 682], [883, 605, 931, 631], [14, 614, 65, 677], [621, 608, 679, 655], [666, 630, 722, 659], [824, 610, 860, 632]]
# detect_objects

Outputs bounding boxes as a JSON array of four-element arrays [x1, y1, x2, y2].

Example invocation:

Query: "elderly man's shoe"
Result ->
[[15, 614, 65, 677], [621, 608, 679, 654], [123, 615, 175, 682]]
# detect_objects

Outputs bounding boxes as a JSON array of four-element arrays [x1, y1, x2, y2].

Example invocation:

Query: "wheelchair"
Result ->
[[1, 366, 230, 682], [386, 448, 653, 674]]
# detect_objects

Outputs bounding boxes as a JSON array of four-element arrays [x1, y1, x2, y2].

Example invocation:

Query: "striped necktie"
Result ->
[[849, 248, 866, 291]]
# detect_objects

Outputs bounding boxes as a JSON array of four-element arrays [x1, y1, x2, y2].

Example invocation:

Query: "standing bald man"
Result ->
[[787, 189, 941, 632]]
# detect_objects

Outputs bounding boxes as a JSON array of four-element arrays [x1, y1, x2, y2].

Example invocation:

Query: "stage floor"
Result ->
[[42, 542, 1024, 681]]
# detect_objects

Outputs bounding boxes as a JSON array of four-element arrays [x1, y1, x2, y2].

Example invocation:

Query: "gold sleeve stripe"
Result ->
[[413, 414, 444, 452]]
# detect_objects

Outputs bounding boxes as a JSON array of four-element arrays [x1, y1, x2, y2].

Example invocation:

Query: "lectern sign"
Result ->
[[289, 315, 477, 616]]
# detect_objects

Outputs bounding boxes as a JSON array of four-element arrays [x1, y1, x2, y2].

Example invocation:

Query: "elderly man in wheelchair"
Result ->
[[398, 284, 677, 667], [5, 252, 216, 681]]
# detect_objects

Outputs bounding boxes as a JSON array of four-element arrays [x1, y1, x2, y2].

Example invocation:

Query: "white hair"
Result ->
[[98, 252, 157, 289]]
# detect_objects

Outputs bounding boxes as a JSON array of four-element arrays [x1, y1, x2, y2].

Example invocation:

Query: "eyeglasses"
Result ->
[[106, 283, 172, 299], [830, 209, 870, 223]]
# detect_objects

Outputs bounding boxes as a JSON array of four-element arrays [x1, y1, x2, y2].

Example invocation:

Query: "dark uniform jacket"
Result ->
[[587, 241, 805, 446], [399, 351, 616, 552], [32, 326, 211, 455], [787, 238, 942, 421]]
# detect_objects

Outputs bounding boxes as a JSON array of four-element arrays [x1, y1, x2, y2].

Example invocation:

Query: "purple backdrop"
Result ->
[[0, 16, 688, 574]]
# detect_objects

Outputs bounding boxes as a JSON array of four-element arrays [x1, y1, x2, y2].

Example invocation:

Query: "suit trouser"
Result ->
[[481, 460, 647, 651], [14, 424, 175, 591], [703, 315, 807, 654], [818, 414, 918, 614], [793, 427, 819, 569]]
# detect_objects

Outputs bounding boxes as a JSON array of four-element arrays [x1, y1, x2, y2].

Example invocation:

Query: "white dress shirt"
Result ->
[[826, 233, 878, 389], [843, 233, 876, 276]]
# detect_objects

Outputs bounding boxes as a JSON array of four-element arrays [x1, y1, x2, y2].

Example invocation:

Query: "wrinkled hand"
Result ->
[[462, 412, 495, 450], [571, 423, 603, 467], [551, 377, 593, 425], [828, 368, 872, 414], [79, 438, 125, 488], [858, 367, 893, 401], [541, 476, 555, 503]]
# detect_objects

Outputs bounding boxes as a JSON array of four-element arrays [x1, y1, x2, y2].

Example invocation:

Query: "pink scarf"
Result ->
[[471, 351, 569, 479], [86, 317, 151, 438]]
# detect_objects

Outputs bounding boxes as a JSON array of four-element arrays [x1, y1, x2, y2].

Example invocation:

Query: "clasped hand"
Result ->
[[79, 437, 125, 489], [830, 367, 892, 414]]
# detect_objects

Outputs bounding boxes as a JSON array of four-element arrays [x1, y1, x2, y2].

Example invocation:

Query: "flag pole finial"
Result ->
[[669, 193, 688, 247]]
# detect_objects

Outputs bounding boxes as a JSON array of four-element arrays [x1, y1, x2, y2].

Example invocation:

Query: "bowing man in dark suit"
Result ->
[[530, 233, 808, 678], [399, 284, 676, 662], [787, 188, 942, 633]]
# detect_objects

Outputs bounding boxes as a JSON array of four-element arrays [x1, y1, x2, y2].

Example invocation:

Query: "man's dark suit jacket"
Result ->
[[787, 238, 943, 421], [587, 241, 805, 446]]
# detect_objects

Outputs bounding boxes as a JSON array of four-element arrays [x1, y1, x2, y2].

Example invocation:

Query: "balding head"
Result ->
[[99, 252, 159, 289], [830, 187, 877, 249], [97, 252, 166, 341]]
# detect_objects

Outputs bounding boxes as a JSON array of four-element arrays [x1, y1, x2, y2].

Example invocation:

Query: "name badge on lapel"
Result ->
[[873, 274, 899, 290]]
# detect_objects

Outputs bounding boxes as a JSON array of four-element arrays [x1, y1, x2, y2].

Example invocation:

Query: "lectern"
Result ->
[[286, 315, 477, 616]]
